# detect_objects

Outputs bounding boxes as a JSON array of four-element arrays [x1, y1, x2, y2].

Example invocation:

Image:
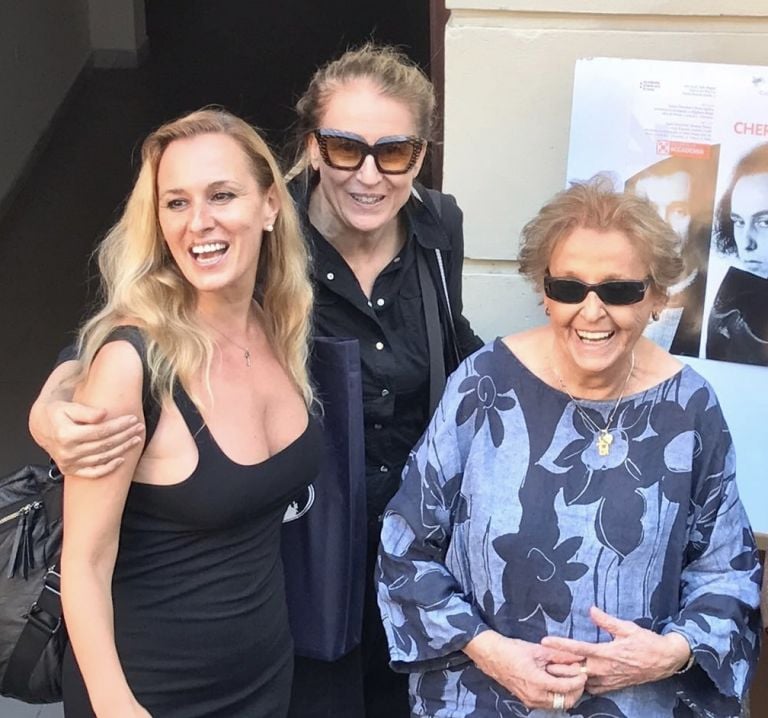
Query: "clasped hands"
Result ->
[[466, 606, 691, 712]]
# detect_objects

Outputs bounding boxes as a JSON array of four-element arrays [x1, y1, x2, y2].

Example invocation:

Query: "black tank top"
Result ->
[[62, 327, 322, 717]]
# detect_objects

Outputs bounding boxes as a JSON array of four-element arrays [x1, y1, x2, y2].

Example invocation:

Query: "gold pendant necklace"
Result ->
[[596, 429, 613, 456], [553, 352, 635, 456], [199, 318, 253, 368]]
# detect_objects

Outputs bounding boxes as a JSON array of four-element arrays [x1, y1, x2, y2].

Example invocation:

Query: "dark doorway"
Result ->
[[144, 1, 433, 154]]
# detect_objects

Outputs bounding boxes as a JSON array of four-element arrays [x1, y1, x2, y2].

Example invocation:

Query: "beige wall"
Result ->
[[443, 1, 768, 340], [0, 0, 91, 207]]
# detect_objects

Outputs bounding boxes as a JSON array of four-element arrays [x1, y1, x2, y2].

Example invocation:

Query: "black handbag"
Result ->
[[281, 336, 367, 661], [0, 327, 160, 703], [0, 463, 66, 703]]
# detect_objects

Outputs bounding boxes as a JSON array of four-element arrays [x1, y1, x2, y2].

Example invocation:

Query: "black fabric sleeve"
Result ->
[[435, 192, 484, 360], [54, 344, 78, 368]]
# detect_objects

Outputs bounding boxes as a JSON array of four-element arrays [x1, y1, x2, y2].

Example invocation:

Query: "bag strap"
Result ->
[[416, 246, 446, 416], [3, 566, 63, 697], [412, 183, 461, 366], [419, 184, 456, 326]]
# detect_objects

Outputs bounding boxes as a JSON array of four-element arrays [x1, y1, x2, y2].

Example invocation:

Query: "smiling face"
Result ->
[[730, 172, 768, 278], [546, 226, 665, 390], [156, 133, 278, 299], [308, 78, 425, 237]]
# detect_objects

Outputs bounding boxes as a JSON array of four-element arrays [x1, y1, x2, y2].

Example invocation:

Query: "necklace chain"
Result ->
[[199, 318, 252, 368], [552, 351, 635, 456]]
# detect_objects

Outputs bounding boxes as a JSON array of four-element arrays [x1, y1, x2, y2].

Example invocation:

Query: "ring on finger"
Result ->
[[580, 661, 588, 675], [552, 692, 566, 711]]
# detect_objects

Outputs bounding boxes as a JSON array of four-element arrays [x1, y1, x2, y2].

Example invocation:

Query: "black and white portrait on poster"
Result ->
[[706, 142, 768, 366], [566, 57, 768, 535]]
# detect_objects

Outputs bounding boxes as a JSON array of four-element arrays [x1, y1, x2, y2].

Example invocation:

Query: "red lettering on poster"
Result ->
[[656, 140, 711, 159], [733, 122, 768, 136]]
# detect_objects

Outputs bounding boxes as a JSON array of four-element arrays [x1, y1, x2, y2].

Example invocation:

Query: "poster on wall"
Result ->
[[567, 57, 768, 535]]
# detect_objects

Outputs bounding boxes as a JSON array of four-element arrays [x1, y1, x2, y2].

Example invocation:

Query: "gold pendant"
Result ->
[[597, 430, 613, 456]]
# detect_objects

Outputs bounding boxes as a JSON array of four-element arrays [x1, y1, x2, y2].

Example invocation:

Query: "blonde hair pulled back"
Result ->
[[289, 43, 435, 181]]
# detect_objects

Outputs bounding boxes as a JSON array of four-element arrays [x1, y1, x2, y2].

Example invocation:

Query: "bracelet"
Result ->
[[675, 651, 695, 674]]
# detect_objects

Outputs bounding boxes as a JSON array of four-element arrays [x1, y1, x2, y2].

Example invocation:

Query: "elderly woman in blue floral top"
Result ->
[[376, 180, 762, 717]]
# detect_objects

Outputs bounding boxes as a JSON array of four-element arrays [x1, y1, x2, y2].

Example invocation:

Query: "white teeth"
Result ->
[[577, 330, 613, 341], [350, 194, 383, 205], [191, 242, 227, 255]]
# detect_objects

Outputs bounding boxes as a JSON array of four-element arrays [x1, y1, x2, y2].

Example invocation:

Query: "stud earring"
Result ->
[[265, 224, 274, 233], [544, 305, 551, 317], [651, 310, 660, 322]]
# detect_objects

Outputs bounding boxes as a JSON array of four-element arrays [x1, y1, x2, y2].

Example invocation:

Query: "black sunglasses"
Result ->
[[313, 129, 425, 175], [543, 275, 650, 305]]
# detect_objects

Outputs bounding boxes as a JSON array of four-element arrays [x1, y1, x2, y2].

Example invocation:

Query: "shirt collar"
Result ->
[[403, 190, 451, 251]]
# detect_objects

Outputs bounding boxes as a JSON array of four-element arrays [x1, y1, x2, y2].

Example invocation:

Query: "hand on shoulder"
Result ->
[[58, 339, 147, 478]]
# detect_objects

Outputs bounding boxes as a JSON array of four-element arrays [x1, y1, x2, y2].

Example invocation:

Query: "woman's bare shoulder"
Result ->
[[501, 326, 552, 378], [77, 340, 144, 411], [634, 337, 685, 388]]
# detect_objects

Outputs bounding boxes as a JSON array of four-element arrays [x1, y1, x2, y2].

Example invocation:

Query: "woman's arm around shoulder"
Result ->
[[61, 340, 152, 717], [28, 355, 145, 477]]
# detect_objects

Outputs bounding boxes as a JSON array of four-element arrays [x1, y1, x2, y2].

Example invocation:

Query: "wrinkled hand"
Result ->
[[542, 606, 691, 695], [465, 631, 587, 710], [38, 400, 144, 478]]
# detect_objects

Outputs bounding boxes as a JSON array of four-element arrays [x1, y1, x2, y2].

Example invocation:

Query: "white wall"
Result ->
[[443, 1, 768, 341], [0, 1, 91, 206]]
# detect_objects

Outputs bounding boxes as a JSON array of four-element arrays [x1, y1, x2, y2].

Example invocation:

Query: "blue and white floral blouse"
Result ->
[[377, 339, 761, 717]]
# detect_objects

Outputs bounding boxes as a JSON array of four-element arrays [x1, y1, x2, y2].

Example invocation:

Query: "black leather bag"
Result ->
[[281, 336, 367, 661], [0, 328, 160, 703], [0, 463, 66, 703]]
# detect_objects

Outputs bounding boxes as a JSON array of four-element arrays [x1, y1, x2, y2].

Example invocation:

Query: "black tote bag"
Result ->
[[281, 336, 367, 661]]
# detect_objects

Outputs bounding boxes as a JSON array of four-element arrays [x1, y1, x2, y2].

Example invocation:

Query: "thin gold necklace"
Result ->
[[199, 319, 253, 368], [552, 352, 635, 457]]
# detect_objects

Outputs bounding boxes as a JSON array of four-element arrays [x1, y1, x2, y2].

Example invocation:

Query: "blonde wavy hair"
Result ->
[[77, 108, 314, 407]]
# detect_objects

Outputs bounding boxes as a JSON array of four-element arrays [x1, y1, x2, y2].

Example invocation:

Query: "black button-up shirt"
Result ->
[[310, 221, 430, 520], [295, 180, 483, 524]]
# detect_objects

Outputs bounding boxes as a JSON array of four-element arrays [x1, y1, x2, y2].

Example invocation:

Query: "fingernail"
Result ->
[[127, 415, 138, 424]]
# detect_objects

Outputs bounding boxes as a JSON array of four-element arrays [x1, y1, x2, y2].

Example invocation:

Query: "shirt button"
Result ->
[[379, 465, 389, 473], [376, 298, 385, 307], [326, 272, 334, 281], [381, 388, 390, 397], [367, 300, 373, 307], [373, 423, 383, 430], [375, 341, 384, 351]]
